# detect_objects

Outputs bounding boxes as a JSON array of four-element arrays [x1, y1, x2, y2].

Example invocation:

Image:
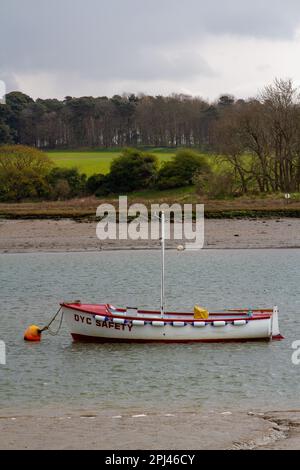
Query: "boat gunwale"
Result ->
[[61, 303, 272, 323]]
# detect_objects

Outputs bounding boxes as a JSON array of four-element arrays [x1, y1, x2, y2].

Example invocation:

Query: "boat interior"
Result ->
[[107, 305, 271, 320]]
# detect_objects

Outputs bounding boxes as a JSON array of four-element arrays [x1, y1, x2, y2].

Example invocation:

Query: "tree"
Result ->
[[107, 148, 158, 193], [0, 145, 52, 201], [63, 97, 97, 147], [85, 173, 112, 196], [260, 78, 300, 192], [52, 179, 71, 199], [156, 149, 210, 189], [193, 170, 237, 198], [213, 106, 253, 194], [0, 122, 12, 144], [5, 92, 34, 143], [0, 103, 13, 144], [238, 100, 275, 192], [218, 94, 235, 108], [47, 167, 86, 199], [86, 173, 106, 194], [212, 79, 300, 194], [111, 94, 139, 146]]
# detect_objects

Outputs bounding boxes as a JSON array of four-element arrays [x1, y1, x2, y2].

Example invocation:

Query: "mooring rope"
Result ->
[[41, 306, 64, 336]]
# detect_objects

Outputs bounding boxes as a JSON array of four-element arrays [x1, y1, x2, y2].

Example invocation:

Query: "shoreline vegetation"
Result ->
[[1, 196, 300, 220]]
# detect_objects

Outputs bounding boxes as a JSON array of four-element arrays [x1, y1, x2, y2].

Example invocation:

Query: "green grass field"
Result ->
[[47, 149, 175, 176]]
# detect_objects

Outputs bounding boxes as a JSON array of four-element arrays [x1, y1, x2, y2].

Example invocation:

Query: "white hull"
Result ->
[[62, 304, 282, 343]]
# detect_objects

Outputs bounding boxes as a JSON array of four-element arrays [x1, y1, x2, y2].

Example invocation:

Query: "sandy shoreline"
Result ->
[[0, 218, 300, 253], [0, 407, 299, 450]]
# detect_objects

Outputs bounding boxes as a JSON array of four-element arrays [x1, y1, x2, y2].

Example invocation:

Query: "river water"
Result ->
[[0, 249, 299, 413]]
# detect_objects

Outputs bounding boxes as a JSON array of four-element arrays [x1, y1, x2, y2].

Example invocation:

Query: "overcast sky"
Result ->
[[1, 0, 300, 100]]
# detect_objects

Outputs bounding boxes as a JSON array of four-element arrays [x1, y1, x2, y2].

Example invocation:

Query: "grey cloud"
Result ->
[[75, 46, 215, 81], [1, 0, 300, 95]]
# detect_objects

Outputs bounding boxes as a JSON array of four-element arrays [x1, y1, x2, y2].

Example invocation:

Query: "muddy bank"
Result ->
[[0, 407, 299, 450], [0, 218, 300, 253]]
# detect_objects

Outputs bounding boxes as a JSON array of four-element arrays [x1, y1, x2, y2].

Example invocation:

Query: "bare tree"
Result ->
[[260, 78, 300, 192]]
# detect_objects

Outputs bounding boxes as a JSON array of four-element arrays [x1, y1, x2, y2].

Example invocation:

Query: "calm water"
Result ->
[[0, 249, 299, 412]]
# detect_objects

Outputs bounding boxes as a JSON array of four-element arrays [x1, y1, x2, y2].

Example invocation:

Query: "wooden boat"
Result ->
[[61, 212, 283, 343]]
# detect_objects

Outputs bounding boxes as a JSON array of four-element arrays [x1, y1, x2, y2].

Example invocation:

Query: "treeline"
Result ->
[[1, 78, 300, 193], [0, 90, 224, 149]]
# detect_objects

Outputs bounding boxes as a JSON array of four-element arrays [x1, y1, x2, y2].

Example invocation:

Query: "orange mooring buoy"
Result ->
[[24, 325, 42, 342]]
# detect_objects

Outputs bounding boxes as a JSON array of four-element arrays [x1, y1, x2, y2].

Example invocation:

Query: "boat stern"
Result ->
[[271, 306, 284, 340]]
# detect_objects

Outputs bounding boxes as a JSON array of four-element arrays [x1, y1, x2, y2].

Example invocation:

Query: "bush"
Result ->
[[0, 145, 52, 201], [107, 148, 158, 193], [86, 173, 111, 197], [86, 173, 106, 194], [47, 167, 86, 199], [194, 171, 237, 198], [156, 149, 210, 190], [52, 179, 71, 199]]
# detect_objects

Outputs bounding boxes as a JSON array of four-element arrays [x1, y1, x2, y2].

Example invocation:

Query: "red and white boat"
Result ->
[[62, 303, 283, 343], [61, 212, 283, 343]]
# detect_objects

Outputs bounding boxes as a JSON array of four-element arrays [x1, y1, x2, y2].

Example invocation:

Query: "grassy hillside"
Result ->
[[47, 149, 175, 176]]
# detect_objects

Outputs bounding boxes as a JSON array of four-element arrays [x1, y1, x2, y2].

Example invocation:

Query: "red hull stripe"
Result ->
[[71, 333, 281, 344]]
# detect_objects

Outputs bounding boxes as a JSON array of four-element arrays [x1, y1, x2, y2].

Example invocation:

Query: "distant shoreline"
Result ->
[[0, 218, 300, 253]]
